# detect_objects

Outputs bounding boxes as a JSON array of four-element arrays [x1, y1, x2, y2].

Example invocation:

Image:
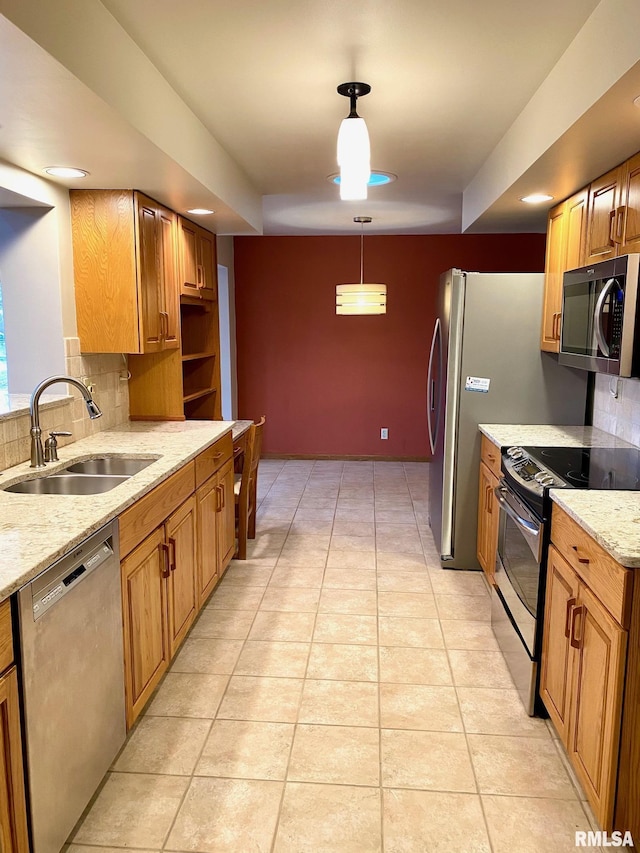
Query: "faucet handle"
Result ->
[[44, 431, 72, 463]]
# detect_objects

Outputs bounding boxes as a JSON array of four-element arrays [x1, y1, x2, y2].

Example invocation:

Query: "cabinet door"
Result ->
[[540, 545, 580, 742], [137, 196, 164, 353], [568, 582, 627, 829], [179, 218, 200, 297], [158, 204, 180, 349], [476, 462, 498, 581], [165, 496, 198, 657], [585, 167, 623, 263], [197, 476, 220, 607], [541, 201, 567, 352], [620, 151, 640, 254], [565, 189, 588, 271], [217, 459, 236, 573], [121, 527, 169, 727], [0, 667, 29, 853], [197, 228, 218, 301]]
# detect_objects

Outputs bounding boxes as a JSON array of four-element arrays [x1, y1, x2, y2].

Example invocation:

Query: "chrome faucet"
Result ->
[[29, 375, 102, 468]]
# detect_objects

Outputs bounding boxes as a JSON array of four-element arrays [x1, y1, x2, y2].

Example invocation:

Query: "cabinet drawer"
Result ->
[[120, 463, 195, 558], [551, 504, 632, 628], [195, 431, 233, 488], [480, 435, 501, 480], [0, 599, 13, 673]]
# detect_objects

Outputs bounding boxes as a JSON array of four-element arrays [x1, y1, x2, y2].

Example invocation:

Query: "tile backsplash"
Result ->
[[592, 373, 640, 448], [0, 338, 130, 469]]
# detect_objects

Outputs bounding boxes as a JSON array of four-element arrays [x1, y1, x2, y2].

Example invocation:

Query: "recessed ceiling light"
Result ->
[[187, 208, 215, 215], [520, 193, 553, 204], [328, 170, 397, 187], [633, 94, 640, 108], [44, 167, 88, 178]]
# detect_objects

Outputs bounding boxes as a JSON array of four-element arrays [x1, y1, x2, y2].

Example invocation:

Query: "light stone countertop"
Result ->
[[0, 419, 250, 600], [478, 424, 636, 450], [479, 423, 640, 568]]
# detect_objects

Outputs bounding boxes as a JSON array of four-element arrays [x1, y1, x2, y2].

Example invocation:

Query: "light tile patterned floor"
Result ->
[[67, 459, 601, 853]]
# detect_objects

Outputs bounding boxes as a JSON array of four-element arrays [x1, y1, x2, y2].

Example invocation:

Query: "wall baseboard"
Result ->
[[262, 453, 431, 462]]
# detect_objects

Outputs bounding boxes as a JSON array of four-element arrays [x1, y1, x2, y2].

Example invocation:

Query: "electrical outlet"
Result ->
[[380, 428, 389, 440]]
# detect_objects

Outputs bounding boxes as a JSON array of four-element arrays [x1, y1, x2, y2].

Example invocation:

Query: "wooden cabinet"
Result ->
[[165, 496, 198, 657], [71, 190, 180, 354], [121, 527, 169, 727], [477, 462, 499, 581], [0, 602, 29, 853], [119, 433, 233, 726], [541, 190, 587, 352], [540, 506, 631, 829], [585, 166, 624, 264], [476, 436, 500, 581], [178, 217, 218, 301], [618, 151, 640, 254]]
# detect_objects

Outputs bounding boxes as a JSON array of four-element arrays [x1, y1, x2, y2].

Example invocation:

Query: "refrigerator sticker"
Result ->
[[465, 376, 491, 393]]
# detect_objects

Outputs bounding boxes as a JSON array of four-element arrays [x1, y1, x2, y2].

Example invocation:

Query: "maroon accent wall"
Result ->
[[234, 234, 546, 458]]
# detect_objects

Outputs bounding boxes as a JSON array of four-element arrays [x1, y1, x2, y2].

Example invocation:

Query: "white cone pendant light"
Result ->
[[336, 217, 387, 315], [336, 82, 371, 201]]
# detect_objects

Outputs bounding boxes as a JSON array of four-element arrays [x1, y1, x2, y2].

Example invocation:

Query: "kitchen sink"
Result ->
[[5, 474, 131, 495], [62, 456, 155, 476]]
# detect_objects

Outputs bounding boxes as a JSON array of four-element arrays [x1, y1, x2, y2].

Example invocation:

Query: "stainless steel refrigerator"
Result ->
[[427, 269, 588, 570]]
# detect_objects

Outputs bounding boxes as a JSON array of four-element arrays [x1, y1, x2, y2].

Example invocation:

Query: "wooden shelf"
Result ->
[[183, 388, 217, 404], [181, 351, 216, 362]]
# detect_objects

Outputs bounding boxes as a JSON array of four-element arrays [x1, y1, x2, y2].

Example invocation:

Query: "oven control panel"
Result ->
[[502, 447, 569, 497]]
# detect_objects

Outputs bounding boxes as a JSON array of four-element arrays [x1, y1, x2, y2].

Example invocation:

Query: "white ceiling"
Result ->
[[1, 0, 640, 235]]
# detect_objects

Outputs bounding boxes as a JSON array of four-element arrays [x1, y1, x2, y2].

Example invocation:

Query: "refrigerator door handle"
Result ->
[[427, 317, 442, 454]]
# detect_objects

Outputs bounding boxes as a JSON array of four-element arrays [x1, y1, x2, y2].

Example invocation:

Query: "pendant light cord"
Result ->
[[360, 225, 364, 285]]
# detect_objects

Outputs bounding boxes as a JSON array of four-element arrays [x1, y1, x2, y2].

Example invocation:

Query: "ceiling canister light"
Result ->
[[336, 82, 371, 201], [336, 216, 387, 315]]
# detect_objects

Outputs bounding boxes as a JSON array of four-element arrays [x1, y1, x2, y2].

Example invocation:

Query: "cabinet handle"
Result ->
[[615, 205, 626, 243], [211, 451, 223, 460], [162, 311, 170, 338], [159, 542, 170, 578], [159, 312, 165, 340], [487, 452, 496, 462], [220, 483, 226, 510], [168, 537, 177, 572], [485, 484, 492, 514], [197, 263, 204, 288], [553, 312, 562, 341], [608, 208, 616, 247], [215, 485, 222, 512], [571, 544, 590, 565], [569, 604, 584, 649], [564, 597, 577, 638]]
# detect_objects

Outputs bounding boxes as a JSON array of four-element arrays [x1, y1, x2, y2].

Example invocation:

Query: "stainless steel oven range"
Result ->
[[491, 443, 640, 715]]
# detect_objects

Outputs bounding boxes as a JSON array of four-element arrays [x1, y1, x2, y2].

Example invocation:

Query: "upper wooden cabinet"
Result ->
[[178, 217, 218, 301], [541, 190, 587, 352], [584, 153, 640, 263], [71, 190, 180, 354]]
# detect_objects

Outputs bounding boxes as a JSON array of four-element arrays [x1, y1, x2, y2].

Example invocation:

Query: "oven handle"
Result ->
[[594, 277, 617, 357], [494, 486, 540, 536]]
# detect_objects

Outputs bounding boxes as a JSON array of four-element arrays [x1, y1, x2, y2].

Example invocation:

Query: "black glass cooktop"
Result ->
[[523, 445, 640, 490]]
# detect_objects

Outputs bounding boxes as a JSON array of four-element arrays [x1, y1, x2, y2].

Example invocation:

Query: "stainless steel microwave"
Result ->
[[559, 254, 640, 377]]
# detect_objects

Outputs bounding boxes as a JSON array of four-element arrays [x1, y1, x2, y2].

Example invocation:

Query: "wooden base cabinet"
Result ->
[[119, 434, 233, 727], [477, 435, 501, 581], [0, 601, 29, 853], [540, 509, 631, 831]]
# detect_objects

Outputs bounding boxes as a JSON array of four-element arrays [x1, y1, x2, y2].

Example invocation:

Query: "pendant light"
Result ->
[[336, 82, 371, 201], [336, 217, 387, 315]]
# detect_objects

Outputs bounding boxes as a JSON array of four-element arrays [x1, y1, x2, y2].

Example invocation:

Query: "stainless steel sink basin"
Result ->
[[63, 457, 155, 476], [5, 474, 131, 495]]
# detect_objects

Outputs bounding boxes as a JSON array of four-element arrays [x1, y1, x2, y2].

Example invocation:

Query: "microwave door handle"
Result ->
[[494, 487, 540, 536], [427, 318, 441, 454], [594, 277, 617, 357]]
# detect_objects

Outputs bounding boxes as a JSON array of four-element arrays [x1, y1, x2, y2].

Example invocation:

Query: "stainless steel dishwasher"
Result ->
[[17, 519, 126, 853]]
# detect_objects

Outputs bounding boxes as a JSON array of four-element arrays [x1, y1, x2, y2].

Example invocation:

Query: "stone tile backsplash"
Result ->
[[592, 373, 640, 448], [0, 338, 130, 470]]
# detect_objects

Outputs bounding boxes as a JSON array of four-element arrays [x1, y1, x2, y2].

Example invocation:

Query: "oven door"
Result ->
[[493, 481, 543, 657]]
